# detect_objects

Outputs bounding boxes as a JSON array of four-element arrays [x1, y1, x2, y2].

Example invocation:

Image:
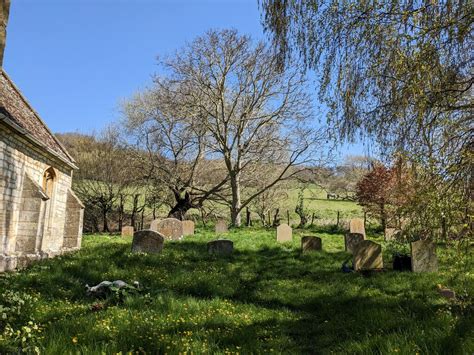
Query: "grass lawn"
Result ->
[[1, 227, 473, 354]]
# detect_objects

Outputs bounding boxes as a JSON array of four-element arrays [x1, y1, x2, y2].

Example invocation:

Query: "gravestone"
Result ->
[[215, 219, 228, 233], [182, 220, 195, 236], [344, 233, 365, 254], [301, 236, 322, 253], [121, 226, 134, 238], [153, 218, 183, 240], [411, 240, 438, 272], [150, 219, 160, 231], [349, 218, 366, 237], [277, 223, 292, 243], [353, 240, 383, 271], [208, 239, 233, 256], [384, 228, 400, 241], [131, 230, 164, 254]]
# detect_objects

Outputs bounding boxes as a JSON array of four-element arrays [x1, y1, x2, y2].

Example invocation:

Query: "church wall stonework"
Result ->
[[0, 122, 82, 271]]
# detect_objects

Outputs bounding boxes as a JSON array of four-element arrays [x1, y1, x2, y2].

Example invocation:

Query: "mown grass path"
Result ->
[[1, 227, 473, 354]]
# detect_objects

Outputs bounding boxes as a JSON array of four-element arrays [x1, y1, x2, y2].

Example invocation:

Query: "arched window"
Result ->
[[42, 167, 56, 197]]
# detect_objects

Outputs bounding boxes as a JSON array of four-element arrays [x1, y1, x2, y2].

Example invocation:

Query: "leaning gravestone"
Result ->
[[208, 239, 233, 256], [350, 218, 366, 237], [182, 220, 195, 236], [121, 226, 134, 238], [131, 230, 164, 254], [353, 240, 383, 271], [215, 219, 228, 233], [153, 218, 183, 240], [411, 239, 438, 272], [301, 236, 322, 253], [277, 223, 292, 243], [345, 233, 365, 254]]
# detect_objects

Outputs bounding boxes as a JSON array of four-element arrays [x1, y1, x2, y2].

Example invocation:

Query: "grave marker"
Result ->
[[411, 240, 438, 272], [344, 233, 364, 254], [208, 239, 233, 256], [277, 223, 292, 243], [182, 220, 195, 236], [353, 240, 383, 271], [349, 218, 366, 237], [154, 218, 183, 240], [301, 236, 322, 252], [131, 230, 164, 254], [215, 219, 228, 233], [121, 226, 134, 238]]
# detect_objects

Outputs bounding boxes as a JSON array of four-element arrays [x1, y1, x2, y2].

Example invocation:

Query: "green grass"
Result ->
[[1, 227, 473, 354]]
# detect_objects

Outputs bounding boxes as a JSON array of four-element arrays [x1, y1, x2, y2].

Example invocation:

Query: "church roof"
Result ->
[[0, 69, 77, 169]]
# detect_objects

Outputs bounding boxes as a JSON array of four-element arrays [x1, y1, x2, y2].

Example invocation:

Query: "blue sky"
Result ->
[[4, 0, 367, 159]]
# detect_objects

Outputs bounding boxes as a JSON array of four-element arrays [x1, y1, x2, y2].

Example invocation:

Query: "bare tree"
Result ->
[[154, 29, 326, 226], [58, 127, 133, 232], [122, 85, 229, 220]]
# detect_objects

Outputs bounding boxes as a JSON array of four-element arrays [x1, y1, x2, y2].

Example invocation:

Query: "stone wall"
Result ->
[[0, 120, 82, 271]]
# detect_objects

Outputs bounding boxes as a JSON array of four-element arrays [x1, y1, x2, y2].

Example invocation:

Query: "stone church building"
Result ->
[[0, 0, 84, 272]]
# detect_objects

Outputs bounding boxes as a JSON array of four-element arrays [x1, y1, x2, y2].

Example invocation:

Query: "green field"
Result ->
[[1, 227, 472, 354]]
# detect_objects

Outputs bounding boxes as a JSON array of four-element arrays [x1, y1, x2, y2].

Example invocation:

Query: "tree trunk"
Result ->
[[168, 190, 193, 220], [230, 171, 242, 227], [380, 204, 386, 231], [118, 194, 124, 231], [102, 207, 109, 233]]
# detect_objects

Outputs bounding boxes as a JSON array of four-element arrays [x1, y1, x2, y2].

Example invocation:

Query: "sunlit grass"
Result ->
[[0, 226, 472, 354]]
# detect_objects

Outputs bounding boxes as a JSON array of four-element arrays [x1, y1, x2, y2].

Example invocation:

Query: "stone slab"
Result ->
[[208, 239, 233, 256], [121, 226, 134, 238], [182, 220, 195, 236], [301, 236, 322, 252], [131, 230, 164, 254], [344, 233, 365, 254], [277, 223, 292, 243], [349, 218, 366, 237], [152, 218, 183, 240], [411, 240, 438, 272], [215, 219, 228, 233], [353, 240, 383, 271]]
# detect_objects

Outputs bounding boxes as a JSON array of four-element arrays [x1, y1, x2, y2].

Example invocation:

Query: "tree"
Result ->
[[122, 84, 229, 220], [356, 164, 395, 230], [57, 127, 134, 232], [151, 29, 325, 226], [260, 0, 473, 235]]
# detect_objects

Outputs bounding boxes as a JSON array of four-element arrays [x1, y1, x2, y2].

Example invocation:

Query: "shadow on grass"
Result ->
[[2, 237, 473, 353]]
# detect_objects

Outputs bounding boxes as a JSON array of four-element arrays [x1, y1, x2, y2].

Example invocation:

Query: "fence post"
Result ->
[[337, 211, 340, 227]]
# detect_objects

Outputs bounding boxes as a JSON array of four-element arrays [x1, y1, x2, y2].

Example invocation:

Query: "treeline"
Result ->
[[57, 130, 368, 233]]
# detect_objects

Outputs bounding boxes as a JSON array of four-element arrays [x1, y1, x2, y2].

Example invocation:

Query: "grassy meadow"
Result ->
[[0, 226, 473, 354]]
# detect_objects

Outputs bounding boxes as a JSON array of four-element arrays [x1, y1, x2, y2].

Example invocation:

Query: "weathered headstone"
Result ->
[[207, 239, 233, 256], [384, 228, 400, 241], [349, 218, 366, 237], [182, 220, 195, 236], [215, 219, 228, 233], [153, 218, 183, 240], [131, 230, 164, 254], [353, 240, 383, 271], [301, 236, 322, 253], [411, 239, 438, 272], [344, 232, 365, 254], [277, 223, 292, 243], [121, 226, 134, 238], [150, 219, 160, 231]]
